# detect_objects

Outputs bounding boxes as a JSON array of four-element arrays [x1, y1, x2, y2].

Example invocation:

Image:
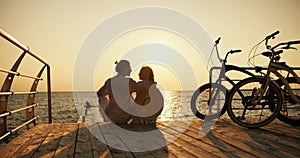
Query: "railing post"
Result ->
[[0, 53, 26, 143], [47, 65, 52, 124], [26, 66, 46, 129]]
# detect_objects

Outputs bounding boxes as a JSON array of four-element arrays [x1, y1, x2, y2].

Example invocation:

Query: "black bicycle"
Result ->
[[190, 38, 256, 120]]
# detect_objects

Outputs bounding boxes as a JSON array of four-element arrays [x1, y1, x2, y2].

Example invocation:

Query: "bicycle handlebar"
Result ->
[[224, 49, 242, 62], [215, 37, 221, 45], [288, 40, 300, 45], [211, 37, 241, 63], [265, 30, 280, 47], [229, 49, 242, 54], [262, 40, 300, 60], [272, 40, 300, 50], [266, 31, 280, 40]]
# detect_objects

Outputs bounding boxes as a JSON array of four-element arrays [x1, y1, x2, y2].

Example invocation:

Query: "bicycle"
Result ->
[[226, 31, 300, 128], [190, 38, 256, 120]]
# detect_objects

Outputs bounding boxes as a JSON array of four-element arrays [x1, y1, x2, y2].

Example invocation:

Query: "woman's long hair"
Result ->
[[139, 66, 154, 83]]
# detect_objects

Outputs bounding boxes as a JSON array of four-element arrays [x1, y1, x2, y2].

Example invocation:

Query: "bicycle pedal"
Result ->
[[280, 110, 288, 116]]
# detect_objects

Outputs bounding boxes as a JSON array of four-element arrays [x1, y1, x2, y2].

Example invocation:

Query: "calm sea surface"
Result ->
[[3, 91, 203, 142]]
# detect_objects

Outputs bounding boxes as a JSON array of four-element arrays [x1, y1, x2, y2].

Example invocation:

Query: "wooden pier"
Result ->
[[0, 119, 299, 158]]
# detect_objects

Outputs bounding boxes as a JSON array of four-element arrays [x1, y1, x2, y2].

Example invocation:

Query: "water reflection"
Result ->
[[157, 90, 194, 122]]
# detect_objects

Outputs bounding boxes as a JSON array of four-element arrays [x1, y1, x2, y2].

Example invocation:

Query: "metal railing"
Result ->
[[0, 28, 52, 143]]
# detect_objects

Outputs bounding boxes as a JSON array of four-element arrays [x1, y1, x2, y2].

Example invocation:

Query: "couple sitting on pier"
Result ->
[[97, 60, 164, 125]]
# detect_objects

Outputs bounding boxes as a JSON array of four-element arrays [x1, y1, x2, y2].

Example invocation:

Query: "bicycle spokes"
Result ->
[[226, 77, 282, 128]]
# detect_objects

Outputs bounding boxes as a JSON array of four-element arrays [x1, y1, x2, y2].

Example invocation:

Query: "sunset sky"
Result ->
[[1, 0, 300, 92]]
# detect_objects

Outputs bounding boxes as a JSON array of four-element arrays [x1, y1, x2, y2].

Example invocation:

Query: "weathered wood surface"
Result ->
[[0, 119, 299, 158]]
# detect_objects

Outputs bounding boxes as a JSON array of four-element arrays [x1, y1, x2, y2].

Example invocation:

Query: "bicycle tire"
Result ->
[[190, 83, 227, 120], [226, 76, 283, 128], [276, 77, 300, 126]]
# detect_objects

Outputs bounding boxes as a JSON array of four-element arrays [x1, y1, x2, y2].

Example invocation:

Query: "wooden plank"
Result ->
[[192, 119, 300, 157], [97, 123, 171, 157], [10, 124, 55, 158], [171, 120, 294, 158], [223, 120, 300, 157], [108, 124, 169, 158], [156, 122, 179, 143], [158, 122, 218, 158], [150, 123, 188, 158], [223, 119, 300, 146], [74, 123, 93, 158], [0, 124, 49, 158], [186, 120, 276, 157], [150, 146, 172, 158], [31, 124, 67, 158], [159, 121, 232, 158], [86, 123, 113, 158], [261, 119, 300, 140], [166, 142, 198, 158], [53, 124, 78, 158], [113, 124, 153, 153], [97, 123, 134, 158]]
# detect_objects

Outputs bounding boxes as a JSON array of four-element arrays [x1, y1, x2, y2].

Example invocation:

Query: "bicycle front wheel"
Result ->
[[190, 83, 227, 120], [226, 77, 283, 128], [276, 77, 300, 126]]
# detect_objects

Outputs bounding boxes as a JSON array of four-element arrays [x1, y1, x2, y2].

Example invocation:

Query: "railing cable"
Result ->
[[0, 104, 38, 118]]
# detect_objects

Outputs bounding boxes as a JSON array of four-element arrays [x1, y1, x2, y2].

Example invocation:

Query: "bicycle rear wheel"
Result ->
[[190, 83, 227, 120], [226, 76, 283, 128], [276, 77, 300, 126]]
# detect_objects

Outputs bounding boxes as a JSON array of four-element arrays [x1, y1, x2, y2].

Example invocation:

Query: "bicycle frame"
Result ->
[[269, 62, 300, 103], [207, 64, 258, 111], [206, 47, 257, 112], [209, 65, 256, 87]]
